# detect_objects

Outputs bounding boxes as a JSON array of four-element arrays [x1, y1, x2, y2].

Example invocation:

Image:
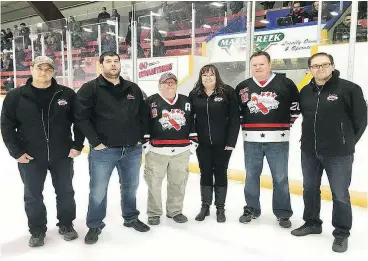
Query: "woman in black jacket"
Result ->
[[189, 64, 240, 223]]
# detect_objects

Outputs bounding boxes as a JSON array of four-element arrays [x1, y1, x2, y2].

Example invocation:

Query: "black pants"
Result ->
[[18, 157, 76, 235], [196, 144, 232, 187], [301, 151, 353, 238]]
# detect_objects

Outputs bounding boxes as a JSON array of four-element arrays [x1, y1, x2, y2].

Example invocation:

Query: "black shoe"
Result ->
[[169, 214, 188, 223], [239, 208, 257, 224], [278, 218, 292, 228], [124, 219, 150, 232], [332, 237, 348, 253], [148, 216, 160, 226], [29, 233, 45, 247], [195, 206, 210, 221], [84, 228, 101, 245], [291, 223, 322, 237], [59, 225, 79, 241], [216, 209, 226, 223]]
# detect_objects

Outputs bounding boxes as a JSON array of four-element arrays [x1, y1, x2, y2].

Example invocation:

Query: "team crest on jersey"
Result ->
[[151, 108, 158, 118], [214, 97, 223, 102], [57, 99, 68, 106], [239, 88, 249, 103], [327, 94, 338, 101], [247, 92, 279, 115], [159, 109, 186, 131]]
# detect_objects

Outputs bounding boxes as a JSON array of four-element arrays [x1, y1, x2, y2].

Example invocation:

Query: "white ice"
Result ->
[[0, 140, 367, 261]]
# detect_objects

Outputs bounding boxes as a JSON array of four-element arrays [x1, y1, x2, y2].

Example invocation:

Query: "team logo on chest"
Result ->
[[247, 92, 279, 115], [127, 94, 135, 99], [327, 94, 338, 101], [159, 109, 186, 131], [57, 99, 68, 106]]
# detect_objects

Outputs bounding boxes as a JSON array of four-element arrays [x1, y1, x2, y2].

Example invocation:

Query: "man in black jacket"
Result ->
[[1, 56, 84, 247], [291, 52, 367, 253], [75, 51, 150, 245]]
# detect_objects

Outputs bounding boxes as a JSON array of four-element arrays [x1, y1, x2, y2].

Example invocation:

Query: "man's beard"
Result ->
[[104, 69, 121, 79]]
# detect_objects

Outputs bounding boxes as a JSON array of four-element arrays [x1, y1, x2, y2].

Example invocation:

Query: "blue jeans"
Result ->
[[86, 145, 142, 229], [301, 151, 353, 238], [243, 142, 292, 218]]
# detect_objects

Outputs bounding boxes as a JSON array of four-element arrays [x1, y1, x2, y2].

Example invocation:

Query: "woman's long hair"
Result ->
[[193, 64, 227, 96]]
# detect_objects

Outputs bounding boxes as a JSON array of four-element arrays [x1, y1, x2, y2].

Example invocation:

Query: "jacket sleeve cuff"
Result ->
[[89, 137, 102, 148], [11, 150, 26, 160], [72, 143, 85, 152], [226, 139, 237, 148]]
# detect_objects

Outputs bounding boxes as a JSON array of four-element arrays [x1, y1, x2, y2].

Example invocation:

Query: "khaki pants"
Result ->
[[144, 150, 190, 217]]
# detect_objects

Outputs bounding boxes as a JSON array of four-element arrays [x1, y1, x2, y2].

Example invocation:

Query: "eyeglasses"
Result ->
[[309, 63, 331, 70]]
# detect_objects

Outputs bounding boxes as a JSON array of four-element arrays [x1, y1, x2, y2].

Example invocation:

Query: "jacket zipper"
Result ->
[[313, 86, 323, 154], [41, 91, 61, 161], [41, 109, 49, 160], [341, 122, 346, 144], [206, 97, 213, 144]]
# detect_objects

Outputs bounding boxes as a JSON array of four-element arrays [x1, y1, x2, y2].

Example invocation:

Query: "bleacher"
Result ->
[[1, 1, 366, 95]]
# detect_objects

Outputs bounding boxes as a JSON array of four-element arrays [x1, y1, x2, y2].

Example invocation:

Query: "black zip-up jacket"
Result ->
[[189, 85, 240, 147], [300, 70, 367, 156], [75, 75, 148, 148], [1, 78, 85, 160]]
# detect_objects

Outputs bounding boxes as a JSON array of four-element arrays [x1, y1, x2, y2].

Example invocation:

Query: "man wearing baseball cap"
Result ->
[[142, 72, 198, 225], [1, 56, 84, 247]]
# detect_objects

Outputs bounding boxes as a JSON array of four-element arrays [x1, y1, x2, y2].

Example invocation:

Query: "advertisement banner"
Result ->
[[210, 26, 319, 62], [137, 57, 178, 81], [120, 56, 182, 97]]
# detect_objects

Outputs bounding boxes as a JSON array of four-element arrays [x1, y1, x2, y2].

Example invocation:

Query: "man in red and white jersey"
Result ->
[[235, 51, 300, 229], [143, 72, 198, 226]]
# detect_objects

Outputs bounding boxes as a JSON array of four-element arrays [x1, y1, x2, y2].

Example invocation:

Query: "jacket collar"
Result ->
[[97, 74, 132, 88], [21, 77, 62, 99], [310, 70, 340, 91]]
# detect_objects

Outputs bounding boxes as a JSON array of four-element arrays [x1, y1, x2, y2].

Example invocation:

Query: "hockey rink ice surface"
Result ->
[[0, 139, 367, 261]]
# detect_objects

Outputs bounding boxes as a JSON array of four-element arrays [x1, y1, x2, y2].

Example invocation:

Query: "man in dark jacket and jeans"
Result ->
[[75, 51, 150, 245], [291, 52, 367, 253], [1, 56, 85, 247]]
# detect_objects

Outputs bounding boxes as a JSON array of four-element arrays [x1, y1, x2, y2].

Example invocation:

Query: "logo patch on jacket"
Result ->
[[57, 99, 68, 106], [127, 94, 135, 100], [327, 94, 338, 101], [214, 97, 223, 102], [247, 92, 279, 115], [159, 109, 186, 131], [151, 108, 158, 118]]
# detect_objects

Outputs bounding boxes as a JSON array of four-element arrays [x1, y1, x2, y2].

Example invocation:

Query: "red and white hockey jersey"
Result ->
[[144, 93, 197, 155], [235, 73, 300, 142]]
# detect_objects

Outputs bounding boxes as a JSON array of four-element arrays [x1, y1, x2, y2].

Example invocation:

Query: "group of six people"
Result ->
[[1, 50, 366, 254]]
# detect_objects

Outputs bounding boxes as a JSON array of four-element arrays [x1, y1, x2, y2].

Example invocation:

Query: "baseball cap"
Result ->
[[159, 72, 177, 84], [32, 56, 55, 69]]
